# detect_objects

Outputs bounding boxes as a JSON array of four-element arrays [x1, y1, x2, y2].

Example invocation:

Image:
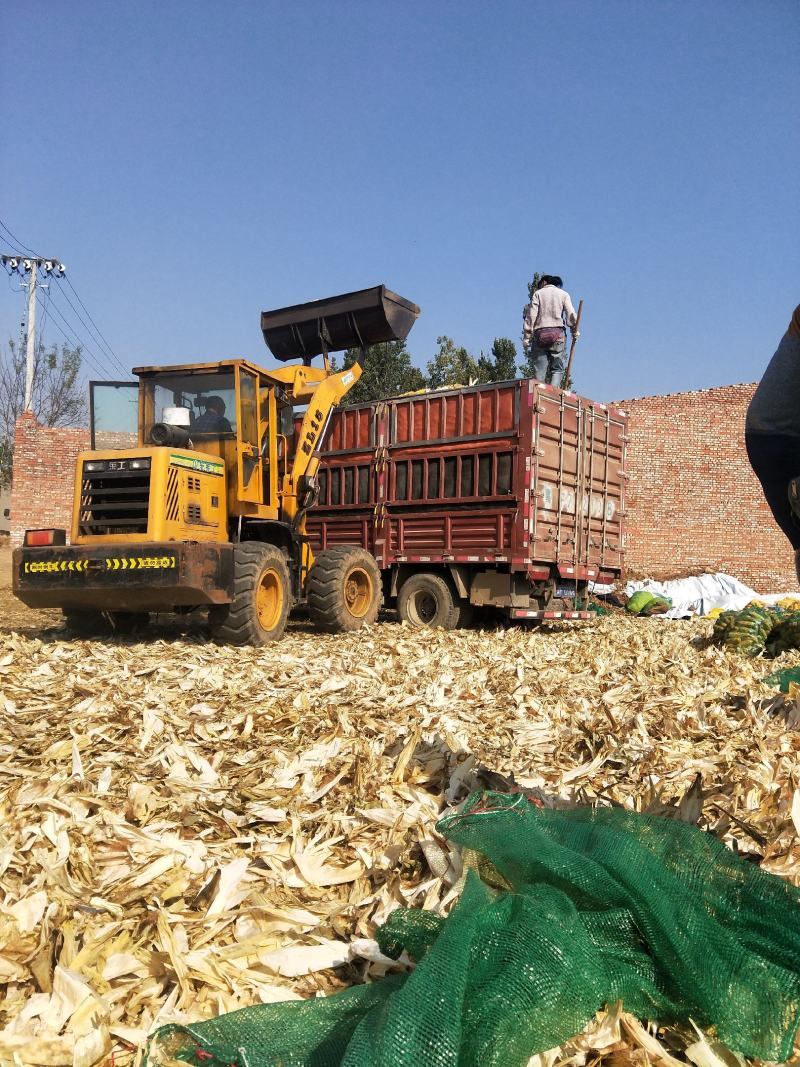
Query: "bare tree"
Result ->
[[0, 339, 87, 486]]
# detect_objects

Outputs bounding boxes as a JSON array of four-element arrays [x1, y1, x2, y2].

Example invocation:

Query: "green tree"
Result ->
[[426, 336, 484, 390], [526, 271, 544, 304], [335, 340, 425, 406], [477, 337, 518, 382], [0, 340, 87, 486]]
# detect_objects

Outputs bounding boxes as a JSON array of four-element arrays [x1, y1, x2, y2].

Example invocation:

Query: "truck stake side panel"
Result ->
[[302, 379, 627, 616]]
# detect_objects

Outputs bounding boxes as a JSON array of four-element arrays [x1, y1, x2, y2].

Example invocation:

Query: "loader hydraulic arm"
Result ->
[[267, 357, 364, 522], [259, 284, 419, 527]]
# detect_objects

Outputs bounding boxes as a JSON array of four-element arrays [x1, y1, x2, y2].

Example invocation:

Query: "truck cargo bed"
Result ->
[[301, 379, 627, 615]]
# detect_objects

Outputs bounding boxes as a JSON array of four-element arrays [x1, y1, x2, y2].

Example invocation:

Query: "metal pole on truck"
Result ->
[[564, 299, 584, 387]]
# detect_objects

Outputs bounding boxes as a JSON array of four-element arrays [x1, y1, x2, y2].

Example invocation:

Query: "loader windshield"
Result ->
[[143, 371, 237, 439]]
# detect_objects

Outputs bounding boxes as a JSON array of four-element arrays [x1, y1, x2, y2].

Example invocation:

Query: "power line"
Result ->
[[2, 252, 28, 289], [0, 218, 41, 257], [0, 219, 130, 380], [3, 254, 119, 380], [52, 276, 128, 377], [4, 267, 27, 294], [44, 293, 112, 380], [38, 284, 51, 344], [61, 275, 128, 376], [47, 311, 108, 379], [47, 292, 116, 379]]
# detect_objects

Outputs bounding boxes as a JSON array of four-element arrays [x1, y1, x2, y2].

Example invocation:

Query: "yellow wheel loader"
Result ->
[[12, 286, 420, 645]]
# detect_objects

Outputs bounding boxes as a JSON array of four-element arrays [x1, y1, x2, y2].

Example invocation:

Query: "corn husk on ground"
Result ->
[[1, 612, 800, 1067]]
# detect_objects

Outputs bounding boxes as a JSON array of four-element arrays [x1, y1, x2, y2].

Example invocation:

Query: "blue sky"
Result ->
[[1, 0, 798, 405]]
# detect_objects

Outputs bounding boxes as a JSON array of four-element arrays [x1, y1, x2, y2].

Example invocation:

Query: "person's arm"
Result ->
[[523, 294, 539, 347], [563, 291, 578, 331]]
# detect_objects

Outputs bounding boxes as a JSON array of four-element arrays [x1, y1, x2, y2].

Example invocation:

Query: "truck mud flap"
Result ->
[[12, 542, 234, 611]]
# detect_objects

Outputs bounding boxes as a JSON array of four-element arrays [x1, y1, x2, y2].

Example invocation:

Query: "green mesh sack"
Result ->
[[766, 665, 800, 691], [626, 590, 654, 614], [717, 605, 777, 656], [148, 793, 800, 1067], [767, 613, 800, 657], [711, 609, 739, 643]]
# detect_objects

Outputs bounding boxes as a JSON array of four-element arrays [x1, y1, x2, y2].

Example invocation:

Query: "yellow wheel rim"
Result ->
[[344, 566, 373, 619], [256, 567, 283, 631]]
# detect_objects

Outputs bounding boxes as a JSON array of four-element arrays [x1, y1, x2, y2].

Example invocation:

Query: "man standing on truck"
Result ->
[[523, 276, 580, 388], [746, 303, 800, 579]]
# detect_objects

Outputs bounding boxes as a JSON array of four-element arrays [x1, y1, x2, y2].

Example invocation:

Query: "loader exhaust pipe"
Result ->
[[149, 422, 192, 447]]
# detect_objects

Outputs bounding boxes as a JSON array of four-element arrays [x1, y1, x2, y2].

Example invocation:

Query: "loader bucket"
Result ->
[[261, 285, 420, 362]]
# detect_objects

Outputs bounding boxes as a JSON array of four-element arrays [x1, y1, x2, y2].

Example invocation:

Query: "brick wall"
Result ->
[[619, 383, 797, 592], [9, 413, 90, 545]]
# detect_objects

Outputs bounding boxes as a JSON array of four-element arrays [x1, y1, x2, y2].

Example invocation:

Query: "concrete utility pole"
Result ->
[[24, 262, 37, 411], [1, 255, 66, 411]]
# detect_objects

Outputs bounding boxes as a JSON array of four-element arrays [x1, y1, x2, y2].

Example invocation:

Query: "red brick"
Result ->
[[9, 413, 89, 545]]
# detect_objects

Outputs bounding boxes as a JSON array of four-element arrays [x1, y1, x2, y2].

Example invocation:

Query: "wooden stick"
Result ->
[[564, 299, 584, 385]]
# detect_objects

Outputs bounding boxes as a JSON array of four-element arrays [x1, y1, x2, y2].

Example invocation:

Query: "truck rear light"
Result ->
[[24, 528, 67, 547]]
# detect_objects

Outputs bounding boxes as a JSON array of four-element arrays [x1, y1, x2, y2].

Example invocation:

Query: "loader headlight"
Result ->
[[84, 460, 107, 472], [129, 458, 151, 470]]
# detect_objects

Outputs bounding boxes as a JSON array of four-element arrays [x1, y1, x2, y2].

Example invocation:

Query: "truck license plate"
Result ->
[[555, 581, 577, 598]]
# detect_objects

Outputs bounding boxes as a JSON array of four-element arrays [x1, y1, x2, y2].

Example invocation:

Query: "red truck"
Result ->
[[302, 378, 627, 627]]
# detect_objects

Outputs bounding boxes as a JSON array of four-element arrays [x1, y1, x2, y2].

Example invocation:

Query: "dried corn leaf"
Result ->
[[1, 604, 799, 1066]]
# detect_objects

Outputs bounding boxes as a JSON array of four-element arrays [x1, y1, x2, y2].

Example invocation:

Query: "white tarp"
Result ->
[[622, 573, 797, 619]]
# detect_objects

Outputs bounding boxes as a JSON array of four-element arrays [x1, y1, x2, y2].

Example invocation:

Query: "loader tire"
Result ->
[[397, 572, 461, 630], [209, 542, 291, 646], [307, 546, 381, 632]]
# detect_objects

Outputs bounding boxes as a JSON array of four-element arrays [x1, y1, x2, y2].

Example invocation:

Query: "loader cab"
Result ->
[[136, 359, 293, 521], [142, 369, 238, 438]]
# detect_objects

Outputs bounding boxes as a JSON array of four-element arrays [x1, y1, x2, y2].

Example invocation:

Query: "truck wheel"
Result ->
[[210, 542, 291, 646], [398, 572, 461, 629], [307, 546, 381, 632]]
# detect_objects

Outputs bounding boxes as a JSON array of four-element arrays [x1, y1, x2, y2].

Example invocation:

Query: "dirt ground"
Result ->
[[0, 543, 61, 634]]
